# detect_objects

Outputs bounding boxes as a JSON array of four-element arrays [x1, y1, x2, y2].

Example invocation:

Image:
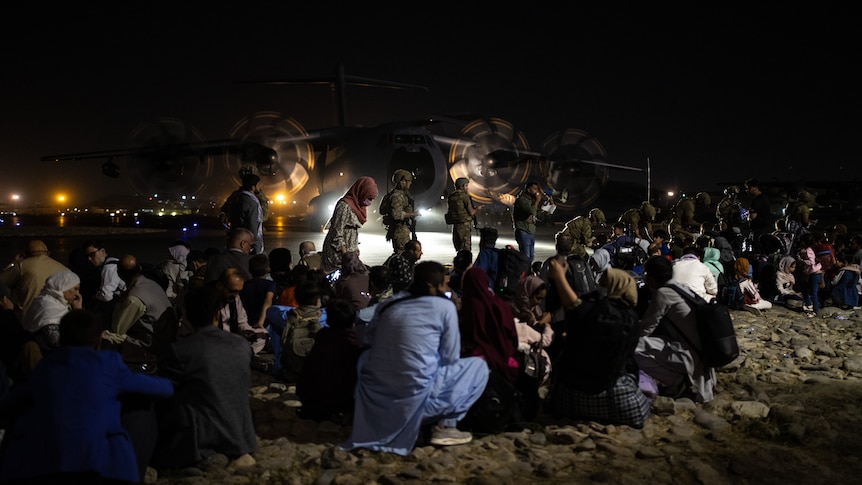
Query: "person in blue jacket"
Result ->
[[0, 309, 174, 483]]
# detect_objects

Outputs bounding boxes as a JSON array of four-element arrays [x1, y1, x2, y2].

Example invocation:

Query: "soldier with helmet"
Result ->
[[618, 201, 656, 241], [555, 207, 606, 257], [445, 177, 480, 253], [693, 192, 715, 231], [384, 169, 419, 253], [667, 193, 710, 243], [716, 185, 743, 229]]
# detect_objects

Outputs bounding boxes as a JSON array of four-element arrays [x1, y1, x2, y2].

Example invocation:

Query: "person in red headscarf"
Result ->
[[458, 266, 520, 383], [321, 177, 379, 276]]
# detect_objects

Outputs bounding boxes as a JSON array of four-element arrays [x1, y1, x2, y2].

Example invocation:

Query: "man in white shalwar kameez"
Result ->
[[341, 261, 489, 456]]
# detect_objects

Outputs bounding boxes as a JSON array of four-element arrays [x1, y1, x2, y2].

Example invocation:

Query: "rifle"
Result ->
[[469, 195, 479, 232], [408, 195, 417, 240]]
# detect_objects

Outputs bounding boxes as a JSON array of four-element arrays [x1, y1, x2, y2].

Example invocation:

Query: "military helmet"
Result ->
[[588, 208, 606, 225], [392, 169, 413, 184], [798, 190, 816, 204], [696, 192, 711, 205], [640, 201, 656, 221], [724, 185, 740, 196]]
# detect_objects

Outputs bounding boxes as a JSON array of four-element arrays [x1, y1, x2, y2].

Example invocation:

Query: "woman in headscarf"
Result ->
[[458, 266, 519, 383], [21, 270, 83, 355], [545, 264, 651, 428], [321, 176, 379, 275], [702, 247, 724, 282], [511, 275, 552, 326], [733, 257, 773, 315], [774, 255, 805, 310]]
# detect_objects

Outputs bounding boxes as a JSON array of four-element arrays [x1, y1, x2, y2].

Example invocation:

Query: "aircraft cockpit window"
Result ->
[[393, 134, 427, 145]]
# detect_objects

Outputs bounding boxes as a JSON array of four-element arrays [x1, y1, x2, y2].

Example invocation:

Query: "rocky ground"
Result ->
[[145, 304, 862, 484]]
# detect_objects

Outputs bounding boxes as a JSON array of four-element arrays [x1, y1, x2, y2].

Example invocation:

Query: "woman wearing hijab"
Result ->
[[321, 176, 379, 275], [589, 248, 611, 284], [511, 275, 552, 326], [775, 256, 805, 310], [734, 257, 773, 316], [545, 264, 651, 428], [458, 266, 520, 383], [22, 270, 83, 356]]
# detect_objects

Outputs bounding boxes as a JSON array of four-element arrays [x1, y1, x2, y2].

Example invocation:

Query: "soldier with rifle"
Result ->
[[446, 177, 481, 253], [384, 169, 419, 253]]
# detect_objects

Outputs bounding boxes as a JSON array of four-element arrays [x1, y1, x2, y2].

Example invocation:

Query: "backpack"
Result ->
[[718, 276, 745, 310], [611, 238, 648, 271], [279, 309, 322, 382], [544, 255, 598, 314], [140, 261, 170, 292], [668, 285, 740, 368], [559, 293, 640, 393], [458, 369, 523, 435], [494, 247, 532, 297], [379, 190, 394, 226], [514, 339, 547, 421], [218, 190, 242, 231]]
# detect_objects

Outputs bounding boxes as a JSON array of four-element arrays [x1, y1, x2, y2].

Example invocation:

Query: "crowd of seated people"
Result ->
[[4, 189, 862, 469]]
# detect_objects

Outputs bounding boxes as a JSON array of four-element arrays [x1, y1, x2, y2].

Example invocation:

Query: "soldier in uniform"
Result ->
[[618, 201, 656, 241], [715, 185, 743, 230], [446, 177, 480, 253], [385, 169, 419, 253], [668, 193, 710, 244], [554, 208, 606, 258]]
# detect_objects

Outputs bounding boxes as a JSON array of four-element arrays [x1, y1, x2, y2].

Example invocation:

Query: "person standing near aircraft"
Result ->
[[384, 169, 419, 253], [446, 177, 480, 253], [512, 181, 550, 263], [221, 173, 265, 255], [321, 176, 379, 276]]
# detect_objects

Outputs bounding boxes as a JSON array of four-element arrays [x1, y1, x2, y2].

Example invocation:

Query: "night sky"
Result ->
[[1, 4, 859, 208]]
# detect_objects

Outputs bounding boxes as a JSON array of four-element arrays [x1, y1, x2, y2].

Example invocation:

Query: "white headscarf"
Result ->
[[22, 270, 80, 332], [169, 243, 191, 264]]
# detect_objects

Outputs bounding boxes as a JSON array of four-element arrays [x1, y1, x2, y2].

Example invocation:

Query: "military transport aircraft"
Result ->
[[41, 64, 645, 229]]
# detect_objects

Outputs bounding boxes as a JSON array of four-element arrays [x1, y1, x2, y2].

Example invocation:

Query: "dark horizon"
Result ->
[[2, 5, 859, 211]]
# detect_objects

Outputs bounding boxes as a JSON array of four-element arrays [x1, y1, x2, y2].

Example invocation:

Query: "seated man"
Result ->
[[297, 298, 364, 422], [296, 240, 322, 270], [340, 261, 489, 456], [153, 284, 257, 470], [104, 254, 178, 366], [215, 268, 269, 355], [0, 309, 173, 483], [634, 256, 717, 402]]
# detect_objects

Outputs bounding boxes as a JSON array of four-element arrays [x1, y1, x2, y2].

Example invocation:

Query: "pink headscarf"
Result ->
[[340, 176, 379, 225]]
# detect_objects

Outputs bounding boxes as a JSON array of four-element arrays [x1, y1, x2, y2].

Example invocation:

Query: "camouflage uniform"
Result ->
[[668, 198, 697, 242], [619, 202, 655, 240], [447, 190, 474, 252], [385, 170, 416, 252], [716, 186, 742, 229], [556, 216, 592, 257]]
